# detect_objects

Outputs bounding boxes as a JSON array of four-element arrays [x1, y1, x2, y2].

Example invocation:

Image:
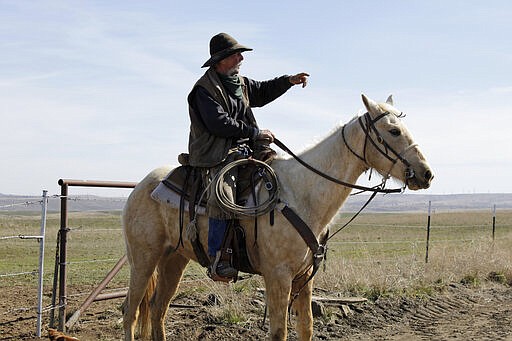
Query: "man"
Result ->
[[187, 32, 309, 279]]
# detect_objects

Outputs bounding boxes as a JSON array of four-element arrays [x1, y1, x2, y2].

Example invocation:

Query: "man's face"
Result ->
[[217, 52, 243, 75]]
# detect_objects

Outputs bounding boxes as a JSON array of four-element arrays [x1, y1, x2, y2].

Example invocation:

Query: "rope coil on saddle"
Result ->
[[214, 158, 280, 217]]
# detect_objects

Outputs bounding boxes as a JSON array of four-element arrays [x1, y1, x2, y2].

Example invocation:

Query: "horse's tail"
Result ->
[[137, 270, 157, 339]]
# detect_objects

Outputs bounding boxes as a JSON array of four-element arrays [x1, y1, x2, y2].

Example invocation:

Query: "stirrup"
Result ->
[[207, 251, 237, 282]]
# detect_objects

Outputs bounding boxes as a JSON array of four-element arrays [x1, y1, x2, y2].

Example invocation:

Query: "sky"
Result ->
[[1, 0, 511, 197]]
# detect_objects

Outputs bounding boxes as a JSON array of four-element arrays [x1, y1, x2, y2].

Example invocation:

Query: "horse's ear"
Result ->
[[386, 94, 393, 105], [361, 94, 378, 113]]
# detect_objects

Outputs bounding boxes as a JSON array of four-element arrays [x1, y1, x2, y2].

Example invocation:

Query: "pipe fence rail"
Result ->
[[52, 179, 137, 333], [1, 184, 511, 339], [0, 181, 136, 338]]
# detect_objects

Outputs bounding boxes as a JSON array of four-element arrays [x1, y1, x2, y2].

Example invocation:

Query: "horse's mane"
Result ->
[[273, 110, 365, 161]]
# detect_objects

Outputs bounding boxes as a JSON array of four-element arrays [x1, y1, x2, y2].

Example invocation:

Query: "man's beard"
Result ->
[[227, 63, 241, 76]]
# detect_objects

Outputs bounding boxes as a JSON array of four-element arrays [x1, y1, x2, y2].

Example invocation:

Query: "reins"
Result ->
[[270, 111, 416, 312], [273, 136, 402, 194], [274, 111, 421, 242]]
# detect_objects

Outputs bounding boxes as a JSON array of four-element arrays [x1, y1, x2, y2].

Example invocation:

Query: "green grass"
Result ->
[[1, 209, 511, 317], [0, 211, 128, 289]]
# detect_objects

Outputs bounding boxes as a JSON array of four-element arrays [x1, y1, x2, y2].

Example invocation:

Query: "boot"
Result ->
[[208, 251, 237, 281]]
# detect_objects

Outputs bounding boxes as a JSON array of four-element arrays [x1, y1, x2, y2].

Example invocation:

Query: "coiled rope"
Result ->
[[214, 158, 279, 217]]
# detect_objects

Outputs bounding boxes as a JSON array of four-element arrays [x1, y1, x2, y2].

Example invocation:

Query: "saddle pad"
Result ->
[[151, 165, 266, 217], [150, 177, 206, 216]]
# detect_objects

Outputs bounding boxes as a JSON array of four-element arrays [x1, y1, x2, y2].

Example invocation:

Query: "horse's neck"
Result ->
[[276, 120, 366, 233]]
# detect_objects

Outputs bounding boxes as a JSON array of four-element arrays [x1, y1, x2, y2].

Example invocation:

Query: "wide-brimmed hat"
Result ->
[[201, 33, 252, 68]]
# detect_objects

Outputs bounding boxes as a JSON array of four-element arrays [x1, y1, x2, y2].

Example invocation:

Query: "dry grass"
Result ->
[[315, 210, 512, 298], [1, 209, 511, 318]]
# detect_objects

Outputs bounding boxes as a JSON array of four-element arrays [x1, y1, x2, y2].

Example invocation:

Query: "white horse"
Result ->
[[122, 94, 433, 340]]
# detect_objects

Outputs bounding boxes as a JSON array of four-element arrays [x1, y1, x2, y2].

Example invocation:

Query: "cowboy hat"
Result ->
[[202, 33, 252, 68]]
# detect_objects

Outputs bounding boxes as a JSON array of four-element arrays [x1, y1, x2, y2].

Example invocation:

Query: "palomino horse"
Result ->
[[122, 94, 433, 340]]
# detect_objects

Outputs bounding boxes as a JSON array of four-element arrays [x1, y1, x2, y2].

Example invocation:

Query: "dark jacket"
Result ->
[[187, 67, 292, 167]]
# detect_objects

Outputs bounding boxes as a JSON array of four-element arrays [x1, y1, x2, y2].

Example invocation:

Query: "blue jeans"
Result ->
[[208, 218, 228, 257]]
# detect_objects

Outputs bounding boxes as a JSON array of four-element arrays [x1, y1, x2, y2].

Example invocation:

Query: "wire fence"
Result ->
[[1, 190, 511, 339], [0, 190, 133, 338], [0, 190, 48, 338]]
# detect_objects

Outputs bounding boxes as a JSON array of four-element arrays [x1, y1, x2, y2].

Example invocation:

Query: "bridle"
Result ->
[[342, 111, 417, 188], [274, 111, 418, 195], [270, 111, 421, 311], [273, 110, 421, 243]]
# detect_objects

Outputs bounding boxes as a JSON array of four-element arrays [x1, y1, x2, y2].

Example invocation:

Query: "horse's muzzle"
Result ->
[[407, 166, 434, 190]]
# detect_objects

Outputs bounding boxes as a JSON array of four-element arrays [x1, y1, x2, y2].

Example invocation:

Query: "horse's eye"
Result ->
[[389, 128, 401, 137]]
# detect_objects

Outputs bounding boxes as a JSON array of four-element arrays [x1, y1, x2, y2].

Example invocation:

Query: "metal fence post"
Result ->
[[425, 200, 431, 263], [49, 227, 60, 329], [36, 190, 48, 337], [58, 184, 68, 331], [492, 204, 496, 242]]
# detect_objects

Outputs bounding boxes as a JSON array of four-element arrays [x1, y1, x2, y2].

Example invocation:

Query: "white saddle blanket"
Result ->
[[150, 180, 263, 217], [150, 181, 207, 216]]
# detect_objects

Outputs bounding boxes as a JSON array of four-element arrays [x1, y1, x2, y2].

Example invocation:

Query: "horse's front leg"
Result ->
[[264, 268, 293, 341], [291, 276, 314, 341]]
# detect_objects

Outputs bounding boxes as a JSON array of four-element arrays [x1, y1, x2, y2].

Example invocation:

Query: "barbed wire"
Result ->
[[41, 303, 64, 313], [335, 223, 497, 229], [1, 306, 34, 315], [1, 235, 27, 240], [330, 240, 422, 245], [68, 228, 123, 233], [0, 235, 44, 241], [0, 200, 43, 209], [0, 193, 128, 210], [1, 303, 63, 316], [66, 258, 121, 265], [55, 194, 128, 202], [330, 257, 423, 265], [329, 238, 479, 245], [0, 270, 38, 278]]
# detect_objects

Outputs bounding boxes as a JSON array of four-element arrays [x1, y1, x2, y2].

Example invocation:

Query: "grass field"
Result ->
[[1, 208, 512, 333], [316, 210, 512, 298]]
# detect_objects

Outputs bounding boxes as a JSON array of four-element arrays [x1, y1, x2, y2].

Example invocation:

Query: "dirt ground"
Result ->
[[2, 282, 512, 341]]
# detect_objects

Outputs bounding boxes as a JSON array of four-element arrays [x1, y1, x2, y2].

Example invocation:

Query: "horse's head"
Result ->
[[360, 94, 433, 190]]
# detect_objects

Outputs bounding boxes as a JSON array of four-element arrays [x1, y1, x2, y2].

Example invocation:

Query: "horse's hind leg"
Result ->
[[151, 252, 190, 341], [123, 247, 162, 341]]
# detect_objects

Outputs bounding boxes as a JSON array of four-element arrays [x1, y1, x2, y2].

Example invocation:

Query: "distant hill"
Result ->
[[342, 193, 512, 212], [0, 194, 126, 212], [1, 193, 511, 213]]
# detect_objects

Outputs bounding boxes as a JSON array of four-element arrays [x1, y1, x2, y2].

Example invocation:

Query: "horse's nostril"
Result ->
[[425, 170, 433, 181]]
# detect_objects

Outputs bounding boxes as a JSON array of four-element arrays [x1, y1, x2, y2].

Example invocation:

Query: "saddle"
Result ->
[[151, 143, 328, 284], [151, 160, 268, 279]]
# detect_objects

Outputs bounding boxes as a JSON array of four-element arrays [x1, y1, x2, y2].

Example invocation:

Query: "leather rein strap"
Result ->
[[273, 135, 402, 194], [272, 112, 413, 304]]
